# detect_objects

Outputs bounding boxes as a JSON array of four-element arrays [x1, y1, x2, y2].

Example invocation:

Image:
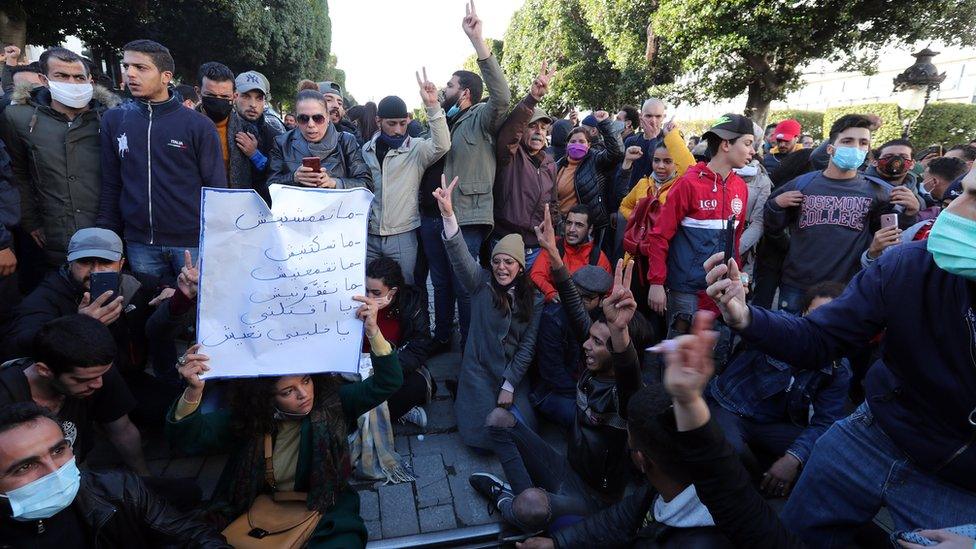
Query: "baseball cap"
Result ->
[[702, 113, 755, 141], [529, 107, 552, 125], [317, 80, 342, 96], [67, 228, 123, 262], [773, 119, 802, 141], [236, 70, 270, 96]]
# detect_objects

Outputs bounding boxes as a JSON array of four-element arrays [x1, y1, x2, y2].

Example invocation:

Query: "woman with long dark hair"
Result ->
[[348, 101, 379, 141], [165, 295, 402, 548], [432, 175, 543, 451], [363, 257, 435, 427]]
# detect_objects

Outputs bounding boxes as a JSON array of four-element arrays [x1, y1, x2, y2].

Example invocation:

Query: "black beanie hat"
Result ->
[[378, 96, 408, 119]]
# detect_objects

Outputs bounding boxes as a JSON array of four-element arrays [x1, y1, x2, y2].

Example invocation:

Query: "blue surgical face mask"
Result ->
[[831, 146, 867, 171], [1, 457, 80, 521], [927, 210, 976, 280], [446, 103, 461, 118]]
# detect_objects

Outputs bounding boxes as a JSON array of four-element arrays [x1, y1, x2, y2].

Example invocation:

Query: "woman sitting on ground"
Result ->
[[165, 295, 401, 548], [434, 175, 544, 451], [364, 257, 435, 428]]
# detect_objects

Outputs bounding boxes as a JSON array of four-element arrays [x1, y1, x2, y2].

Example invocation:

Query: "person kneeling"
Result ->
[[165, 295, 402, 548]]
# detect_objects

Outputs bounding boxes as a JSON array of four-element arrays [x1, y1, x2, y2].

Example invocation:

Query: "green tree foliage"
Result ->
[[462, 39, 504, 76], [909, 103, 976, 147], [822, 103, 902, 143], [502, 0, 619, 115], [651, 0, 976, 125], [767, 109, 825, 137], [6, 0, 335, 101]]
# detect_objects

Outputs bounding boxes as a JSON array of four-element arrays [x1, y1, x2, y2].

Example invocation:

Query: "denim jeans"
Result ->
[[126, 242, 198, 281], [418, 215, 456, 343], [531, 390, 576, 429], [366, 231, 419, 285], [710, 402, 803, 476], [777, 283, 806, 315], [782, 402, 976, 548], [488, 415, 606, 530], [455, 224, 489, 345], [666, 290, 698, 339]]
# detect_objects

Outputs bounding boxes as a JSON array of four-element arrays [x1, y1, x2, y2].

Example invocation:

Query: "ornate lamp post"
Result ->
[[893, 48, 946, 138]]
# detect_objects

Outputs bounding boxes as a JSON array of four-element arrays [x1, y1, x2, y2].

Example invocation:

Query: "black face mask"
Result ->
[[202, 96, 233, 122]]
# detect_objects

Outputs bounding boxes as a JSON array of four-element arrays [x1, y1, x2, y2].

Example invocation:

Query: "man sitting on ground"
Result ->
[[0, 402, 227, 547], [529, 204, 610, 303]]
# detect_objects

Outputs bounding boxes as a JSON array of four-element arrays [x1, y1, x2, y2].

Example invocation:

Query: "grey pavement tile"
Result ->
[[446, 465, 502, 527], [365, 520, 382, 541], [409, 432, 464, 466], [418, 504, 458, 533], [426, 352, 460, 381], [413, 454, 452, 509], [378, 482, 420, 538], [359, 489, 379, 522], [394, 435, 410, 456]]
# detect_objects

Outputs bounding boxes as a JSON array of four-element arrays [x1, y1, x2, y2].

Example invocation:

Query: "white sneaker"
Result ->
[[399, 406, 428, 429]]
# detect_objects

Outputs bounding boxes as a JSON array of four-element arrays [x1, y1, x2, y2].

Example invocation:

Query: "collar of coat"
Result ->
[[12, 81, 121, 112]]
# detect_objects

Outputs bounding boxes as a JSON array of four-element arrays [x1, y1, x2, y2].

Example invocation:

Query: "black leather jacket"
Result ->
[[555, 118, 624, 228], [0, 470, 229, 548], [552, 263, 642, 498], [267, 124, 372, 190], [552, 485, 734, 549]]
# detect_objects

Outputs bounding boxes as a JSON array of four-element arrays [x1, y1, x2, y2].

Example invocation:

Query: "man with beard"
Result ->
[[232, 70, 283, 204], [416, 0, 511, 350], [195, 62, 267, 198], [0, 314, 147, 475], [492, 61, 558, 270], [864, 138, 925, 225], [319, 80, 361, 142], [529, 204, 611, 302]]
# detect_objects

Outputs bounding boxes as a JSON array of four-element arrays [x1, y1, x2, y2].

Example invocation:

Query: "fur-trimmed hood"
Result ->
[[11, 81, 121, 110]]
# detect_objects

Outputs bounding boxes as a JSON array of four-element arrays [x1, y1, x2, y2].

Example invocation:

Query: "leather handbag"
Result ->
[[222, 434, 321, 548]]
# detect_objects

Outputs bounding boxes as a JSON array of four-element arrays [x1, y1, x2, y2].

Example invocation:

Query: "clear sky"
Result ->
[[329, 0, 524, 110]]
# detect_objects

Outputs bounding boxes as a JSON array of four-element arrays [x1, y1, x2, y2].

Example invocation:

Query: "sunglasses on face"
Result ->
[[296, 113, 327, 125]]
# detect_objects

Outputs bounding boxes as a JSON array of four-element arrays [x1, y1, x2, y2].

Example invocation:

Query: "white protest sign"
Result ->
[[196, 184, 373, 378]]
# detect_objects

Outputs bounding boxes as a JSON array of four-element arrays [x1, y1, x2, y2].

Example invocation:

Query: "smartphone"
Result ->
[[301, 156, 321, 172], [723, 216, 736, 262], [89, 271, 120, 302], [881, 213, 898, 230]]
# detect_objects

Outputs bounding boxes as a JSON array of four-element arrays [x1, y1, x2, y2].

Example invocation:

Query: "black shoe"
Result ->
[[469, 472, 513, 514]]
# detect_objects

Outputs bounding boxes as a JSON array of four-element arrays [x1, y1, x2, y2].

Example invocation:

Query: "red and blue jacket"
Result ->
[[640, 161, 748, 292]]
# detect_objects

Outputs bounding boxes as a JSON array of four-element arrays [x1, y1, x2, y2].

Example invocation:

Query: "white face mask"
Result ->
[[47, 80, 94, 109], [734, 164, 759, 177]]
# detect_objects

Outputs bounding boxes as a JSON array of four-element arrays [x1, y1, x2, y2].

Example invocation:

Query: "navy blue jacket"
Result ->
[[0, 140, 17, 250], [709, 348, 851, 464], [740, 241, 976, 492], [96, 91, 226, 247]]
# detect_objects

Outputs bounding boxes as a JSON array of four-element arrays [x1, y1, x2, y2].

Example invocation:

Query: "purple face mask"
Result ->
[[567, 142, 590, 160]]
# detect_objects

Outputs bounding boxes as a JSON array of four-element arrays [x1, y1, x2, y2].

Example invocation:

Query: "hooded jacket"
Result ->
[[492, 94, 557, 246], [267, 124, 371, 190], [96, 88, 227, 247], [641, 162, 748, 292], [3, 83, 121, 265]]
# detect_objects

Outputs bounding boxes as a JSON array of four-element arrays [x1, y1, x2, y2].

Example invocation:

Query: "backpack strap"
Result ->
[[793, 170, 821, 193]]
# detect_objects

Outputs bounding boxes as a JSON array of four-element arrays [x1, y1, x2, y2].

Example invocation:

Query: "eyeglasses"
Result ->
[[296, 113, 327, 125]]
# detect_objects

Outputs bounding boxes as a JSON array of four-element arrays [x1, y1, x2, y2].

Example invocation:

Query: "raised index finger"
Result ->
[[416, 70, 423, 87], [423, 66, 429, 84], [623, 259, 634, 290], [184, 249, 193, 269], [613, 258, 624, 289], [469, 0, 477, 16]]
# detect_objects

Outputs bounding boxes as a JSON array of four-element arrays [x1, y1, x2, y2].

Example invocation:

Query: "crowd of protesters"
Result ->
[[0, 1, 975, 547]]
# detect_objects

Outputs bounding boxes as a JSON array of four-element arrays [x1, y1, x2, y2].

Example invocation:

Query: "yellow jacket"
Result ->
[[618, 128, 695, 220]]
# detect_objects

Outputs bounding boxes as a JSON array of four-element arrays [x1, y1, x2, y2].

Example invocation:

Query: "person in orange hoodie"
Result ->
[[529, 204, 611, 302]]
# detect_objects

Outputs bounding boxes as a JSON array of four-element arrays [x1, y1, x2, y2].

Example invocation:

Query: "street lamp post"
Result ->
[[893, 48, 946, 138]]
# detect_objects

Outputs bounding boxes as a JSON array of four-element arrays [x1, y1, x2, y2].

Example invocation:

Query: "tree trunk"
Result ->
[[744, 80, 771, 127], [0, 9, 28, 56]]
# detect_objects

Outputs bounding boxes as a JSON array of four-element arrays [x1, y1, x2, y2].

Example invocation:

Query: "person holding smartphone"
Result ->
[[266, 89, 371, 190]]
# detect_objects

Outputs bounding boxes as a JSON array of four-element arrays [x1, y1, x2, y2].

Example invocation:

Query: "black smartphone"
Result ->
[[723, 216, 736, 263], [89, 271, 120, 302]]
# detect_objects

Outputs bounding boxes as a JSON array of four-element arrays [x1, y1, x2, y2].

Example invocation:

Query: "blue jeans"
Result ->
[[418, 216, 456, 343], [455, 224, 489, 345], [710, 402, 803, 475], [782, 402, 976, 548], [532, 390, 576, 429], [777, 283, 806, 315], [126, 242, 198, 281], [666, 290, 698, 339]]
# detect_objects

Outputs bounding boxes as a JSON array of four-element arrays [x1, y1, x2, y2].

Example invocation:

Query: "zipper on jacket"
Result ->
[[92, 507, 117, 549], [933, 311, 976, 471], [147, 103, 154, 245]]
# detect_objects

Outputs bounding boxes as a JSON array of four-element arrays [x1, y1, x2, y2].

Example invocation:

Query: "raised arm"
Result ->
[[340, 295, 404, 419], [414, 67, 451, 167], [602, 259, 642, 419], [463, 0, 511, 133], [593, 112, 624, 169], [497, 62, 556, 165], [435, 175, 484, 293]]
